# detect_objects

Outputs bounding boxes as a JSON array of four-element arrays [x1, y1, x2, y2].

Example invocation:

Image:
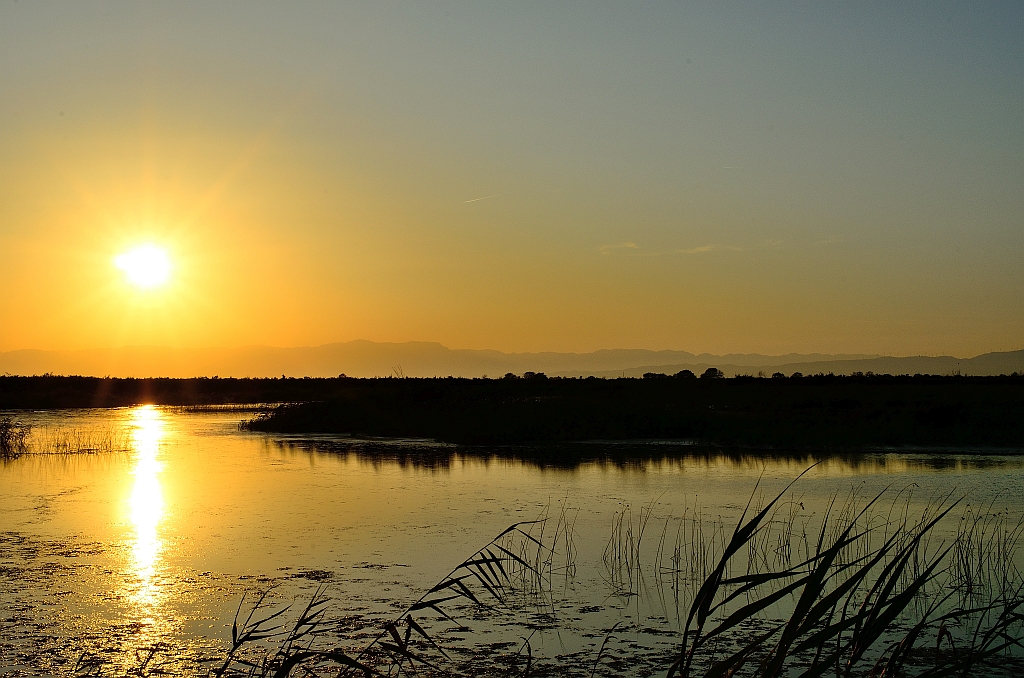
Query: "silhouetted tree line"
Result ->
[[238, 372, 1024, 448], [3, 372, 1023, 448]]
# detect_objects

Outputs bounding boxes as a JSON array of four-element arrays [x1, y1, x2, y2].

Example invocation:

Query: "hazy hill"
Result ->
[[0, 341, 1021, 378], [574, 351, 1024, 379]]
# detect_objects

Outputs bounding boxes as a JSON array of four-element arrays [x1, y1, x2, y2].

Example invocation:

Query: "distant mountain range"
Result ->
[[2, 341, 1022, 379]]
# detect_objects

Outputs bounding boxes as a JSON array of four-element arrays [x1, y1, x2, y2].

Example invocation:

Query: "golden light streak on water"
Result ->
[[127, 405, 166, 607]]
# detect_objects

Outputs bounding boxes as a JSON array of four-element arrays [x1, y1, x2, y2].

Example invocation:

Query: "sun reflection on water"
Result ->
[[128, 405, 166, 607]]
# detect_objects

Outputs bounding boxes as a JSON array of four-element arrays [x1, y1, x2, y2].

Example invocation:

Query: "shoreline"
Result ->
[[4, 374, 1023, 449]]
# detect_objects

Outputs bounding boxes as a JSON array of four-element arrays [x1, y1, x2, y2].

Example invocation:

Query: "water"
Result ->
[[2, 406, 1023, 676]]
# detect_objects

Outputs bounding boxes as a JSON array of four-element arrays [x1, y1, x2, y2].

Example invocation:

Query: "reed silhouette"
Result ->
[[66, 475, 1024, 677]]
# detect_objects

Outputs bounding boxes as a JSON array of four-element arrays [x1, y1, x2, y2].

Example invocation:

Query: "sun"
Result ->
[[115, 245, 172, 289]]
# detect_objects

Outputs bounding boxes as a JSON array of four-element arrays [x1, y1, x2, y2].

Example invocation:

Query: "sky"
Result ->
[[0, 1, 1021, 357]]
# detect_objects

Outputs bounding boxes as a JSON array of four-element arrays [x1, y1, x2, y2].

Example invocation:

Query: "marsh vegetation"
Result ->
[[241, 374, 1024, 448], [0, 416, 30, 458], [0, 415, 131, 459], [5, 408, 1024, 677], [63, 476, 1024, 677], [5, 374, 1024, 449]]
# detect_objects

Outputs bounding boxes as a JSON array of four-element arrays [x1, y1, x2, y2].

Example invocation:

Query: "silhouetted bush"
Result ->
[[674, 369, 696, 379], [0, 417, 31, 458], [700, 367, 724, 379]]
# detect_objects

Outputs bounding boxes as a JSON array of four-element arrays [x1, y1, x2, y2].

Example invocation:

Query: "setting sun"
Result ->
[[115, 245, 172, 289]]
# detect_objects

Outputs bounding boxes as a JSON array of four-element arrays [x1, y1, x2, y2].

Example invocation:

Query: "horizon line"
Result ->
[[1, 340, 1021, 362]]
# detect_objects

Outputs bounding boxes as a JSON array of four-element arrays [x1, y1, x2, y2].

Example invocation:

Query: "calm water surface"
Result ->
[[2, 406, 1023, 675]]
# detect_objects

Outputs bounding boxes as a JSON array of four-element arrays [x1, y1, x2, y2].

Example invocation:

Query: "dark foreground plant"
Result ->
[[211, 521, 550, 677], [211, 587, 370, 677], [69, 475, 1023, 677], [666, 474, 1024, 678]]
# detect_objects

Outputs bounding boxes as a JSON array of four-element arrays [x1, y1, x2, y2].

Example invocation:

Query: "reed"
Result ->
[[343, 520, 556, 676], [951, 502, 1024, 604], [662, 476, 1024, 677], [29, 425, 133, 455], [600, 475, 1024, 677], [207, 521, 557, 677], [211, 587, 367, 677], [604, 497, 668, 599], [0, 416, 31, 458], [180, 403, 277, 413], [67, 473, 1023, 677], [510, 501, 579, 601], [1, 417, 133, 457]]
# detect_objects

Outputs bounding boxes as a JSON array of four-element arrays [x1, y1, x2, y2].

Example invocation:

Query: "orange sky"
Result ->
[[1, 3, 1021, 357]]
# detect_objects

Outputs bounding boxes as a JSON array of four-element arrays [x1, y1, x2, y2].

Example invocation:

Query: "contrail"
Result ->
[[463, 194, 499, 203]]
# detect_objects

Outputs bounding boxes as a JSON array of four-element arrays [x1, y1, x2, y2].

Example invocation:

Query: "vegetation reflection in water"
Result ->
[[127, 405, 166, 609]]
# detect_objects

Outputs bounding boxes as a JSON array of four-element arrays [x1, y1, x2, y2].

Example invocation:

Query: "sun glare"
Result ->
[[115, 245, 172, 289]]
